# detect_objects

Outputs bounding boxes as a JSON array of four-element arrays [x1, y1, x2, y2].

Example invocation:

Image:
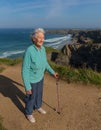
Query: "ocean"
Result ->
[[0, 28, 72, 58]]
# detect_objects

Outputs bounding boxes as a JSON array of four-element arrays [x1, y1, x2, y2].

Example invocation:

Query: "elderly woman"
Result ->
[[22, 28, 58, 123]]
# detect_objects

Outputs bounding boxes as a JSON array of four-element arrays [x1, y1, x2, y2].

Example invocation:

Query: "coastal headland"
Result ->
[[0, 29, 101, 130]]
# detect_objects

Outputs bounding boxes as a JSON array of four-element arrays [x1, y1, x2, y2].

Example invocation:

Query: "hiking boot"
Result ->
[[37, 108, 46, 114], [26, 115, 36, 123]]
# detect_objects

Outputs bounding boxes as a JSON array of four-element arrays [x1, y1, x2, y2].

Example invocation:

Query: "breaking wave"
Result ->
[[0, 50, 25, 58], [44, 34, 72, 49]]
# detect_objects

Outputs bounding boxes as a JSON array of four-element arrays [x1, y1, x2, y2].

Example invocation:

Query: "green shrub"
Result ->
[[45, 46, 59, 54], [0, 117, 7, 130], [49, 61, 101, 86], [0, 67, 5, 73], [0, 58, 22, 66]]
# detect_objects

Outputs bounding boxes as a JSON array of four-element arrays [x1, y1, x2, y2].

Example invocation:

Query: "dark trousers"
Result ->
[[25, 78, 44, 115]]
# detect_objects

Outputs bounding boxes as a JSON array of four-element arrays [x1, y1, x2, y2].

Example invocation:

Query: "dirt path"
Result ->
[[0, 63, 101, 130]]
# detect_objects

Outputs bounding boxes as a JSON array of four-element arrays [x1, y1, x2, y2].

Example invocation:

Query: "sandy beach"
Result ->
[[0, 63, 101, 130]]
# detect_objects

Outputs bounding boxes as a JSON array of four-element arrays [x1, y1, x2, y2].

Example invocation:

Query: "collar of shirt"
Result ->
[[32, 43, 43, 51]]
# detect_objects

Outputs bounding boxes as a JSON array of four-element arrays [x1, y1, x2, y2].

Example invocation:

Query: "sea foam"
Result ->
[[0, 50, 25, 58]]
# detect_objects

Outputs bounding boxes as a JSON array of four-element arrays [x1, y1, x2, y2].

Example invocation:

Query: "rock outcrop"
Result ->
[[50, 43, 101, 71], [46, 29, 101, 71]]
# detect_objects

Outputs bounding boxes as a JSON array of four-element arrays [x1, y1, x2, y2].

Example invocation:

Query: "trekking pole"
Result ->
[[56, 77, 61, 114]]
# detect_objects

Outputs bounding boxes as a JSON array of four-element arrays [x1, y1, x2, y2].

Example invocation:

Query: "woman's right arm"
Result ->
[[21, 48, 32, 92]]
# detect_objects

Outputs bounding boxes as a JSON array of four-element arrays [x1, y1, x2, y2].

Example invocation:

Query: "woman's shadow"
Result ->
[[0, 75, 25, 114]]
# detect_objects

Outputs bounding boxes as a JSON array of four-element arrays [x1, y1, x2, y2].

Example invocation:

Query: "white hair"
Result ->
[[31, 28, 45, 41], [34, 28, 45, 34], [32, 28, 45, 37]]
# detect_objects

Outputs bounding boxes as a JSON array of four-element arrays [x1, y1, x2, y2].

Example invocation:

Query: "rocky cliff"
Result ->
[[50, 43, 101, 71], [46, 29, 101, 71]]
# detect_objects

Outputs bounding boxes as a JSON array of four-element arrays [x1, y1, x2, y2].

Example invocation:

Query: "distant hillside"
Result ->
[[46, 29, 101, 44]]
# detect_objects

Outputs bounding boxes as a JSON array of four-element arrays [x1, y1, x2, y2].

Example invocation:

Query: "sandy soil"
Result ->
[[0, 63, 101, 130]]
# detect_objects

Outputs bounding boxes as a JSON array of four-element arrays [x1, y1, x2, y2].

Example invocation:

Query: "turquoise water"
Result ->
[[0, 28, 72, 58]]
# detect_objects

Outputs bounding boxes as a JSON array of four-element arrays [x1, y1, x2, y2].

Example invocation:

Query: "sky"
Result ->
[[0, 0, 101, 29]]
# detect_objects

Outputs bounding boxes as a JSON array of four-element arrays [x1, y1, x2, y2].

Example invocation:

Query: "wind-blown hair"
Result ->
[[31, 28, 45, 42]]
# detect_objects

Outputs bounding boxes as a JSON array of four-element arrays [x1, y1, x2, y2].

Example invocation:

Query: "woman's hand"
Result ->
[[26, 89, 32, 95], [53, 72, 59, 79]]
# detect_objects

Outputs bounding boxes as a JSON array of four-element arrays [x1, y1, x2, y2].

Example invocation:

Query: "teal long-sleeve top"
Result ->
[[22, 44, 55, 91]]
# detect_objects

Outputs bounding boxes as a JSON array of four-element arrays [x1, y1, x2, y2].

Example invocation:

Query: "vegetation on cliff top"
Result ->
[[0, 116, 7, 130], [49, 61, 101, 86], [0, 56, 101, 87]]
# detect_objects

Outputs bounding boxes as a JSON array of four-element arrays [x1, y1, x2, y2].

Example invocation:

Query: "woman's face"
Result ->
[[34, 32, 45, 48]]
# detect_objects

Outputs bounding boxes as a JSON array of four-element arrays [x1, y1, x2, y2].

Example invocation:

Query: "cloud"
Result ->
[[1, 0, 101, 15], [0, 1, 47, 14], [64, 0, 101, 6], [46, 0, 63, 18], [45, 0, 79, 18], [13, 1, 47, 12], [45, 0, 101, 19]]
